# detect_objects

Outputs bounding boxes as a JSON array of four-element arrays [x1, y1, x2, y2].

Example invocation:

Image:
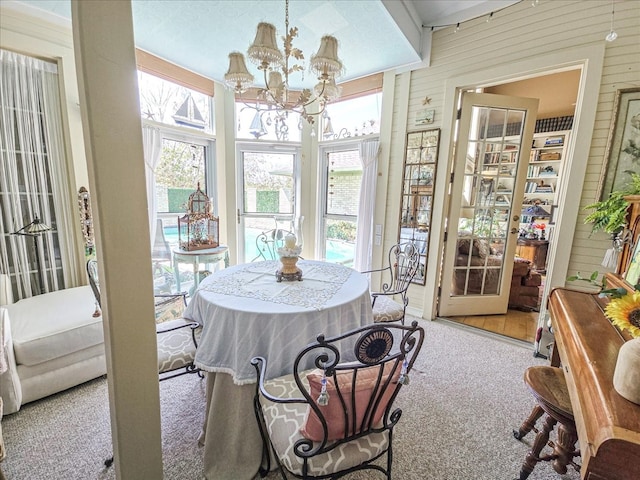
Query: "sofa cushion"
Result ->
[[457, 238, 491, 259], [8, 286, 103, 366]]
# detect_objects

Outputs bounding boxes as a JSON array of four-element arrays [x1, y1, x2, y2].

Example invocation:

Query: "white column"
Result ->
[[71, 1, 163, 478]]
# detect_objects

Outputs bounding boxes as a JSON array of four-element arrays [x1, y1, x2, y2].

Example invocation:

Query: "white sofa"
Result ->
[[0, 286, 106, 414]]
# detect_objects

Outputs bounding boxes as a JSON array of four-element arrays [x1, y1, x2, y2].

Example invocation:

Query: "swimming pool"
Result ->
[[163, 226, 354, 266]]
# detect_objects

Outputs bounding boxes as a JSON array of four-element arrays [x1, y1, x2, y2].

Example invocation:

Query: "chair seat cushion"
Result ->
[[372, 295, 404, 322], [261, 373, 390, 477], [156, 319, 200, 373]]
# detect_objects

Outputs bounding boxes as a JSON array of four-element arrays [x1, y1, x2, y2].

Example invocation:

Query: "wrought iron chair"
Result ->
[[251, 227, 295, 262], [86, 259, 202, 381], [363, 242, 420, 325], [251, 321, 424, 479]]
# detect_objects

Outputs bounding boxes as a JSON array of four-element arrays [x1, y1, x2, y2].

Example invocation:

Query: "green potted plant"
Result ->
[[584, 172, 640, 235]]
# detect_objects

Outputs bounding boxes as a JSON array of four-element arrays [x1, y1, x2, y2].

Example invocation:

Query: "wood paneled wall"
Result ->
[[388, 0, 640, 313]]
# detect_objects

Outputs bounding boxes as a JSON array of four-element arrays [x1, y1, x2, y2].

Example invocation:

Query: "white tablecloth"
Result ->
[[183, 260, 373, 479], [184, 260, 373, 384]]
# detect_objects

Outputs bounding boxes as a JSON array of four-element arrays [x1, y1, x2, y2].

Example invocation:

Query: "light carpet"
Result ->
[[0, 318, 581, 479]]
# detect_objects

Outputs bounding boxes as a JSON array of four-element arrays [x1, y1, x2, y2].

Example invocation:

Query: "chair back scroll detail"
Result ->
[[251, 321, 425, 479], [251, 227, 294, 262], [380, 242, 420, 296], [364, 242, 420, 324]]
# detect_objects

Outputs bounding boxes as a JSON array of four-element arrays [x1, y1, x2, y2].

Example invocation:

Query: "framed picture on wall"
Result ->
[[597, 87, 640, 200]]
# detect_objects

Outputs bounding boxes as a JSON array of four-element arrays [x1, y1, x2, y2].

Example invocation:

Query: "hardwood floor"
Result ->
[[443, 309, 539, 343]]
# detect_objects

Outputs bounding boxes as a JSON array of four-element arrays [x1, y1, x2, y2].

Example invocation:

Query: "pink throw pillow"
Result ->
[[300, 361, 401, 442]]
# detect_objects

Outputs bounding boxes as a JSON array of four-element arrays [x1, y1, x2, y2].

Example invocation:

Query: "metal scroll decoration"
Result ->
[[354, 327, 393, 364]]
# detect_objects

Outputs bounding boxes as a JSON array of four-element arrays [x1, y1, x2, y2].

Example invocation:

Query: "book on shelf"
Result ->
[[539, 152, 561, 161], [544, 137, 564, 146]]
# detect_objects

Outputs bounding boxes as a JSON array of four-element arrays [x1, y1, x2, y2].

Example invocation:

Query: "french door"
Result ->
[[236, 144, 300, 263], [439, 92, 538, 316]]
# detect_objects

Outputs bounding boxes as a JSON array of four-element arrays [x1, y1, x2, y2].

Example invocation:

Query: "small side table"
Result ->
[[172, 245, 229, 293], [516, 239, 548, 273]]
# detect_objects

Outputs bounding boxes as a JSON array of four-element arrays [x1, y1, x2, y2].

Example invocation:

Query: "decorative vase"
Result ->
[[276, 253, 303, 282], [613, 337, 640, 405], [279, 255, 300, 275]]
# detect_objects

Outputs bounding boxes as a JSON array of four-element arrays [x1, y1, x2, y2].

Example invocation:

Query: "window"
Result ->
[[318, 146, 363, 266], [155, 135, 214, 244], [0, 50, 76, 299], [235, 103, 301, 142], [138, 71, 213, 134], [138, 71, 215, 241], [320, 93, 381, 140]]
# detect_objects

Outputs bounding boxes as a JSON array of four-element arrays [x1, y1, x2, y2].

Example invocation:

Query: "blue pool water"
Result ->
[[163, 226, 354, 265]]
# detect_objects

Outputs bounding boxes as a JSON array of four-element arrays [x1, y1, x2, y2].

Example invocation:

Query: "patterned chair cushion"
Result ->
[[261, 373, 390, 477], [372, 295, 404, 322], [154, 295, 186, 324], [156, 319, 201, 374]]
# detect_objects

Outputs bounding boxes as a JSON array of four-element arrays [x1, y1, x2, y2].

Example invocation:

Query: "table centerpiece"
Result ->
[[276, 233, 303, 282]]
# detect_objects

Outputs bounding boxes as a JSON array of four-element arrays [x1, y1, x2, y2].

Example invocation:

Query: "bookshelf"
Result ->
[[520, 130, 570, 240]]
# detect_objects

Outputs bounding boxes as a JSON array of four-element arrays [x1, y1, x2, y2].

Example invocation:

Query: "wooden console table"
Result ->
[[516, 239, 548, 273]]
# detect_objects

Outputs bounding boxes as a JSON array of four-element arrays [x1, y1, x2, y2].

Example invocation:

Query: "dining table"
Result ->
[[182, 259, 373, 480]]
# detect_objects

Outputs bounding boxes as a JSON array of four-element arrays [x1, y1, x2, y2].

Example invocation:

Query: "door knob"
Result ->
[[510, 228, 518, 234], [513, 215, 520, 221]]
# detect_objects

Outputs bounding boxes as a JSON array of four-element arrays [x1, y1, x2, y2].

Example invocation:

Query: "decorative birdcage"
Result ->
[[178, 183, 219, 251]]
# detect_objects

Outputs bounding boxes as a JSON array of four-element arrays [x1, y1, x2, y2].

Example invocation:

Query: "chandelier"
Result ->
[[224, 0, 344, 126]]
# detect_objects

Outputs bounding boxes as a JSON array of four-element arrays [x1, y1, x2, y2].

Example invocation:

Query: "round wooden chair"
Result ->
[[513, 366, 580, 480]]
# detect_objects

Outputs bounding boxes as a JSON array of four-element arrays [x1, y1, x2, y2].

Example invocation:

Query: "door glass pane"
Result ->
[[452, 107, 525, 296], [240, 151, 296, 263], [242, 152, 294, 214]]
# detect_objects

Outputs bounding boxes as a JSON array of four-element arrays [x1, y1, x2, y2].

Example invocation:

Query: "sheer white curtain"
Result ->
[[354, 139, 380, 272], [142, 124, 162, 245], [0, 49, 80, 299]]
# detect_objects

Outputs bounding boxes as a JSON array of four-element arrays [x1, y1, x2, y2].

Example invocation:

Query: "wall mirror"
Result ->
[[398, 128, 440, 285]]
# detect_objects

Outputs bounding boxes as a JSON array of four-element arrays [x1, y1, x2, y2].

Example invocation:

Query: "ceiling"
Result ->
[[9, 0, 520, 89]]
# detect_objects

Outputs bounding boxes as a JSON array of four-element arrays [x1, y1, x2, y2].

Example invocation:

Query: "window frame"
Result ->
[[147, 121, 217, 249], [317, 140, 364, 263]]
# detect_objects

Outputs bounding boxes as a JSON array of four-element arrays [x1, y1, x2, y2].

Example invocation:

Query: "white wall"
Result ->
[[382, 0, 640, 317]]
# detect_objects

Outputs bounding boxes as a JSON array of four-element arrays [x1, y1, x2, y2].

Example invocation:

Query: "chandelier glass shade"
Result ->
[[224, 0, 344, 125]]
